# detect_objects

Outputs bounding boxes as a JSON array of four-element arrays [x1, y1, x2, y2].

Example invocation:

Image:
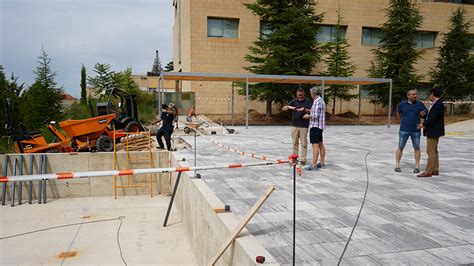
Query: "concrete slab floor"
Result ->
[[180, 120, 474, 265], [0, 195, 197, 265]]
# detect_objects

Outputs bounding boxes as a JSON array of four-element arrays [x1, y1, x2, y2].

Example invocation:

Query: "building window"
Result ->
[[417, 32, 436, 48], [362, 27, 383, 46], [260, 21, 273, 39], [316, 25, 347, 43], [207, 17, 239, 38]]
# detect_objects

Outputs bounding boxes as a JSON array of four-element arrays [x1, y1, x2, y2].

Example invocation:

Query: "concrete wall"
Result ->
[[0, 151, 171, 202], [170, 152, 278, 266]]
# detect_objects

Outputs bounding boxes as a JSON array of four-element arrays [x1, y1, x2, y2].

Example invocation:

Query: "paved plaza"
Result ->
[[180, 121, 474, 265]]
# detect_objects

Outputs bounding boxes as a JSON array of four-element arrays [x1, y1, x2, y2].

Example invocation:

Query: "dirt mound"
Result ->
[[336, 111, 358, 118]]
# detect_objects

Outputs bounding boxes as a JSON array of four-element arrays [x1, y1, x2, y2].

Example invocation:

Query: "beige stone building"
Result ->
[[172, 0, 473, 117]]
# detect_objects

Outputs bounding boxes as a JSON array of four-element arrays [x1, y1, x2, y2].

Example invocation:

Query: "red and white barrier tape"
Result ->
[[0, 160, 289, 183], [192, 129, 271, 161], [190, 129, 302, 175]]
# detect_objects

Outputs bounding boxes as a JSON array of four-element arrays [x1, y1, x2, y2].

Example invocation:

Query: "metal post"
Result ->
[[42, 155, 47, 204], [28, 155, 33, 204], [231, 82, 235, 127], [245, 77, 249, 129], [2, 155, 8, 206], [163, 172, 182, 227], [292, 162, 296, 266], [18, 155, 23, 205], [322, 80, 325, 100], [194, 130, 197, 169], [38, 155, 43, 204], [11, 158, 17, 207], [388, 80, 392, 128], [358, 85, 362, 126], [161, 73, 165, 107], [158, 77, 162, 115]]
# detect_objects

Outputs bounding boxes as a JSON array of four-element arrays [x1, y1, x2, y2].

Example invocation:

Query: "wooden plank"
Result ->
[[213, 207, 226, 214], [208, 186, 275, 266]]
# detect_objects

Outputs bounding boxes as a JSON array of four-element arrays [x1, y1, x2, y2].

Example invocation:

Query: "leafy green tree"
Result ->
[[151, 50, 163, 74], [20, 48, 63, 130], [165, 60, 174, 72], [322, 10, 357, 114], [80, 64, 87, 104], [0, 66, 25, 137], [430, 7, 473, 100], [368, 0, 423, 108], [114, 67, 139, 94], [243, 0, 324, 117], [87, 63, 116, 96]]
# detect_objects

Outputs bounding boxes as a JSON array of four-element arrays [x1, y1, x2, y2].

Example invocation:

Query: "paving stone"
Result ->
[[179, 125, 474, 264]]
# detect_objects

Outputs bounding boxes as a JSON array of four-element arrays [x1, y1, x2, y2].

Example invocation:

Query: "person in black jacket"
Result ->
[[416, 88, 445, 177]]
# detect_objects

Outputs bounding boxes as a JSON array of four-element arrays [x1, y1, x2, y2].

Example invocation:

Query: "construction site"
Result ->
[[1, 0, 474, 264], [1, 72, 473, 265]]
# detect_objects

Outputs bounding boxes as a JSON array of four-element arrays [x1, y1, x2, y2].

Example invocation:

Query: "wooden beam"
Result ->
[[208, 186, 275, 266]]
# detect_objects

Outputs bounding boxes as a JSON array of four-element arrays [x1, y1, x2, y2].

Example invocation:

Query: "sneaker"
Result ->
[[304, 165, 315, 171], [413, 168, 420, 173], [316, 162, 326, 169], [394, 167, 401, 172], [300, 161, 307, 166]]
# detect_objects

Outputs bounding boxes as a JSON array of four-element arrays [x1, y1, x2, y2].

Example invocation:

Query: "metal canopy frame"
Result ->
[[157, 72, 393, 128]]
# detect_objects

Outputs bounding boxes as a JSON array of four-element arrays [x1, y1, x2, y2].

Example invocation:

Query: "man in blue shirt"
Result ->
[[395, 89, 428, 173]]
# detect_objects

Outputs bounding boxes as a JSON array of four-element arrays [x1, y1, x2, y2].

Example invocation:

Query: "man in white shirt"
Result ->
[[303, 87, 326, 170]]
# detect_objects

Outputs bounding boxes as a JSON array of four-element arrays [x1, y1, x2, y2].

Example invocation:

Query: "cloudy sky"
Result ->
[[1, 0, 173, 97]]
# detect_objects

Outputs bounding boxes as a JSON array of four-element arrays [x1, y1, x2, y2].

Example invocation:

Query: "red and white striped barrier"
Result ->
[[193, 129, 271, 161], [190, 129, 302, 175], [0, 160, 289, 183]]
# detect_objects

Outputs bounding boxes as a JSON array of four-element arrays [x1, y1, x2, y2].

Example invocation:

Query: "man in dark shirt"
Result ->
[[282, 88, 313, 165], [154, 104, 175, 151], [417, 88, 445, 178], [395, 89, 428, 173]]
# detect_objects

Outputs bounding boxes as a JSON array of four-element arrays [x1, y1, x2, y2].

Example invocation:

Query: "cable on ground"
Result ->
[[0, 216, 127, 266]]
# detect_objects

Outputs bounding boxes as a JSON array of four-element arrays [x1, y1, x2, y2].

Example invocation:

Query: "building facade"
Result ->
[[173, 0, 473, 117]]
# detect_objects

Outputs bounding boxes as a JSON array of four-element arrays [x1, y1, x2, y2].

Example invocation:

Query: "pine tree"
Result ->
[[0, 66, 25, 136], [34, 47, 58, 89], [20, 48, 63, 130], [244, 0, 324, 117], [322, 10, 357, 114], [87, 63, 117, 96], [151, 50, 163, 74], [368, 0, 423, 108], [165, 61, 174, 72], [80, 64, 87, 104], [430, 7, 474, 100], [115, 67, 139, 94]]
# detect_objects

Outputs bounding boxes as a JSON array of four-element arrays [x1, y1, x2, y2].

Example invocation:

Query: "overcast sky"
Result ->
[[1, 0, 173, 97]]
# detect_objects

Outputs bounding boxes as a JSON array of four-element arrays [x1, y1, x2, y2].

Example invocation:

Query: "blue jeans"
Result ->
[[398, 131, 421, 150]]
